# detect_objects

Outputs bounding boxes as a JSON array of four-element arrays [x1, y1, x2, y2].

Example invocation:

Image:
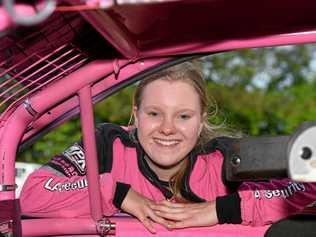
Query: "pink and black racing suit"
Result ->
[[20, 123, 316, 226]]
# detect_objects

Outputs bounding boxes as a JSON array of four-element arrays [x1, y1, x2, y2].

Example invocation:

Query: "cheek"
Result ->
[[178, 121, 201, 139], [178, 119, 201, 135], [137, 115, 159, 135]]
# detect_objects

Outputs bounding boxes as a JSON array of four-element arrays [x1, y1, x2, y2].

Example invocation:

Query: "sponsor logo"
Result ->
[[254, 182, 305, 199], [49, 156, 81, 177], [44, 178, 88, 192], [63, 143, 86, 175]]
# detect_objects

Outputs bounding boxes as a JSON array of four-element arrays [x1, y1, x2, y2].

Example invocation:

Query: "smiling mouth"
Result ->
[[153, 138, 180, 147]]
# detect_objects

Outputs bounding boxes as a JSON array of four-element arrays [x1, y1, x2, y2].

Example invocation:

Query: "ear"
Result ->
[[133, 106, 139, 128]]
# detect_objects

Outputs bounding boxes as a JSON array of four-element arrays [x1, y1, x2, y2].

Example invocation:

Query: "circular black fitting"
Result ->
[[300, 147, 312, 160], [231, 155, 241, 167]]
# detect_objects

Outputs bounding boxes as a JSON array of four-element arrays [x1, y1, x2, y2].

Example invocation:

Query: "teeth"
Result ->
[[154, 139, 179, 146]]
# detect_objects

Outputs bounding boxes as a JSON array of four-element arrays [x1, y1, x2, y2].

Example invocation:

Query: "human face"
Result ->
[[134, 79, 204, 180]]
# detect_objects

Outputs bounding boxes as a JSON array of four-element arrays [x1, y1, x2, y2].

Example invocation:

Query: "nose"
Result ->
[[159, 117, 176, 135]]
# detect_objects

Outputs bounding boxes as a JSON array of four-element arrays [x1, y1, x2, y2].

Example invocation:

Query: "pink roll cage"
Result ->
[[0, 0, 316, 236]]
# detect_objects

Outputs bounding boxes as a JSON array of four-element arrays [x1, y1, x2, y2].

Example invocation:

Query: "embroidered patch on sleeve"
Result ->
[[253, 182, 306, 199], [44, 177, 88, 192], [62, 143, 86, 175]]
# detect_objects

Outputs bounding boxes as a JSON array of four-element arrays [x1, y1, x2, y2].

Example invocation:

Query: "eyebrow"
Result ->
[[142, 106, 198, 113]]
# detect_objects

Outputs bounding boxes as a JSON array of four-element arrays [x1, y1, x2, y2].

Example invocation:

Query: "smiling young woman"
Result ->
[[131, 62, 218, 200]]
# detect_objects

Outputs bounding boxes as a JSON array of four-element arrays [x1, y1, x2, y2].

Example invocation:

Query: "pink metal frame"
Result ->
[[1, 35, 316, 236], [1, 2, 316, 235], [78, 86, 103, 221], [22, 217, 269, 237], [79, 9, 316, 58]]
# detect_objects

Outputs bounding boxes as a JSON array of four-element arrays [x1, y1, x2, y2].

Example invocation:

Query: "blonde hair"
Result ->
[[132, 61, 220, 200]]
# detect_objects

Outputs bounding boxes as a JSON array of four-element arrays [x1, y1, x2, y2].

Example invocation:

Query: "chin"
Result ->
[[151, 155, 184, 169]]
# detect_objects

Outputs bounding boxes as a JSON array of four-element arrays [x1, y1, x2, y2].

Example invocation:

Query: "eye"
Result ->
[[148, 111, 158, 117], [179, 114, 191, 120]]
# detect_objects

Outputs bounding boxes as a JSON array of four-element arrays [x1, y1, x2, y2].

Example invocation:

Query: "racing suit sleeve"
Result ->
[[20, 124, 131, 218], [214, 151, 316, 226], [20, 166, 122, 217]]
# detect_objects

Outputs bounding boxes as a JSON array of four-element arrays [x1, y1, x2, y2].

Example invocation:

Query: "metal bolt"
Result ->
[[300, 147, 312, 160], [231, 155, 241, 167]]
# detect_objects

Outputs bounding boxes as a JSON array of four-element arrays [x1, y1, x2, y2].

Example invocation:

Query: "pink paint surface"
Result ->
[[116, 217, 269, 237], [21, 217, 269, 236]]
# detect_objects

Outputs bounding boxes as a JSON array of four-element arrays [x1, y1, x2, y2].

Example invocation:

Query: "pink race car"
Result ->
[[1, 0, 316, 236]]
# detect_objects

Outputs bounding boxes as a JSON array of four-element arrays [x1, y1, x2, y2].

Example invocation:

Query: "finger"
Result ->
[[154, 210, 189, 221], [147, 209, 172, 228], [158, 200, 186, 208], [151, 204, 185, 214], [151, 201, 187, 212], [141, 217, 157, 234]]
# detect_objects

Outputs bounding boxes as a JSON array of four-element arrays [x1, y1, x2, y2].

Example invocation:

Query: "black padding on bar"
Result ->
[[265, 215, 316, 237]]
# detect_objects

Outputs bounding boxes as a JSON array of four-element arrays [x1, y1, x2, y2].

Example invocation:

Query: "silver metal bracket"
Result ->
[[23, 98, 39, 118], [96, 217, 115, 236]]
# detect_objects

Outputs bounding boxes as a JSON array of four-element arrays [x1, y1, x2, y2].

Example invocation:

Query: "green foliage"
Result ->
[[17, 44, 316, 163], [94, 86, 134, 125], [202, 44, 316, 135]]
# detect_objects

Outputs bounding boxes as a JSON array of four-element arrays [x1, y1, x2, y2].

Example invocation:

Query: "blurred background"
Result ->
[[17, 43, 316, 164]]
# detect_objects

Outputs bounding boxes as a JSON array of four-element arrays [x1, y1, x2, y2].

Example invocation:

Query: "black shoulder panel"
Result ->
[[47, 123, 135, 176], [94, 123, 135, 174]]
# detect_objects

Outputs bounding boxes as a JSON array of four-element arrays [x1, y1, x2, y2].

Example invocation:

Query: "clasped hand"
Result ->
[[121, 189, 218, 233]]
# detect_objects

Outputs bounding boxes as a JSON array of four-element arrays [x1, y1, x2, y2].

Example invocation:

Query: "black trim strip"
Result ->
[[216, 193, 242, 224], [135, 136, 174, 199], [113, 182, 131, 209], [93, 123, 135, 173]]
